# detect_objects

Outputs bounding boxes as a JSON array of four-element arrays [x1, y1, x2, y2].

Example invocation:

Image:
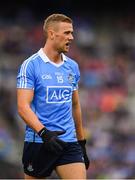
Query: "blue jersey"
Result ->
[[17, 49, 80, 143]]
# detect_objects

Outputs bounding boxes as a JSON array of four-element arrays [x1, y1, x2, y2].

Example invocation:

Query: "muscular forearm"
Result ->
[[18, 104, 44, 133], [72, 102, 85, 140], [73, 100, 90, 169]]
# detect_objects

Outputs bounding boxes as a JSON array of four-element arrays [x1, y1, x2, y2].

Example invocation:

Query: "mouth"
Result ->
[[65, 42, 70, 48]]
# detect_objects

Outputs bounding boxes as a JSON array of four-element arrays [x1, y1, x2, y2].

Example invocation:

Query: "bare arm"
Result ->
[[72, 90, 85, 140], [17, 89, 44, 133]]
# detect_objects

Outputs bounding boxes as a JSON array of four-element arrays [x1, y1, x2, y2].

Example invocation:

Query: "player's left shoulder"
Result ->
[[63, 54, 79, 67]]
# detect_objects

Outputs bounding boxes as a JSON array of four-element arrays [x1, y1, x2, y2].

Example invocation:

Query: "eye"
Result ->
[[64, 31, 73, 36], [64, 31, 70, 35]]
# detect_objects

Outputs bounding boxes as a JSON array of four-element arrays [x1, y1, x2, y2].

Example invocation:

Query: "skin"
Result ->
[[17, 21, 86, 179], [43, 22, 74, 62]]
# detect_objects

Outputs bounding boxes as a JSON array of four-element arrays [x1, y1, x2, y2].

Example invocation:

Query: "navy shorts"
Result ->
[[22, 141, 84, 178]]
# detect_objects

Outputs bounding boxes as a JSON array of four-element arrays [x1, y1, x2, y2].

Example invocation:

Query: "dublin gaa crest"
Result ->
[[68, 73, 74, 84]]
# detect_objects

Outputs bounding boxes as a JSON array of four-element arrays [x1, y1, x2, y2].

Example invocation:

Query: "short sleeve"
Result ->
[[73, 63, 80, 91], [16, 59, 35, 89]]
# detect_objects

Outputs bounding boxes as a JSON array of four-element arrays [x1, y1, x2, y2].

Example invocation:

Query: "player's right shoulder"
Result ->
[[18, 52, 41, 76], [19, 52, 41, 72], [22, 52, 39, 65]]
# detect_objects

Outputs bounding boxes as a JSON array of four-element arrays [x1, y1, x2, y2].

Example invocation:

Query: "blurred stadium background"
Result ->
[[0, 0, 135, 178]]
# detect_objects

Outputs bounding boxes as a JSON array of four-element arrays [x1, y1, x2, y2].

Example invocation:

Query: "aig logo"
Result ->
[[46, 86, 72, 103]]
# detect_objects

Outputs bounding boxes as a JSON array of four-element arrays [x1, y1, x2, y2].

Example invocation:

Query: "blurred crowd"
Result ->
[[0, 13, 135, 178]]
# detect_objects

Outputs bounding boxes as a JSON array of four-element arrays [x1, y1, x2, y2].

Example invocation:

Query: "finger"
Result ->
[[54, 130, 66, 136], [84, 158, 90, 169], [86, 161, 90, 169]]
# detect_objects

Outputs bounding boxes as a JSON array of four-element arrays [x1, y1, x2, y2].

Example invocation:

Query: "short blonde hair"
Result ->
[[43, 13, 73, 39]]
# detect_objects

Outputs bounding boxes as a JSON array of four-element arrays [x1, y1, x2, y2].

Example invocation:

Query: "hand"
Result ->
[[38, 127, 67, 154], [78, 139, 90, 169]]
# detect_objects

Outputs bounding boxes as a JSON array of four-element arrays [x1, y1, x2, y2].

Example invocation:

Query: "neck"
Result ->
[[42, 45, 62, 64]]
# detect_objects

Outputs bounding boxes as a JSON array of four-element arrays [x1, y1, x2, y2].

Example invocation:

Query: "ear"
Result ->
[[48, 29, 55, 40]]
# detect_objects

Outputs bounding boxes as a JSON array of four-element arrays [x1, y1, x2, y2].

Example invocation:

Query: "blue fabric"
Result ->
[[17, 49, 80, 142]]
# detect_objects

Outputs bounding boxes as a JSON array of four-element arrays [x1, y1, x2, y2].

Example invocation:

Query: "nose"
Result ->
[[69, 33, 74, 40]]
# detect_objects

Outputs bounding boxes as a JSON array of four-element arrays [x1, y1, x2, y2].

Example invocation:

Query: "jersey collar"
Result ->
[[38, 48, 67, 63]]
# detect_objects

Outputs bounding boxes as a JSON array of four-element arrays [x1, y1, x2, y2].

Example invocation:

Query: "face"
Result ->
[[51, 22, 74, 53]]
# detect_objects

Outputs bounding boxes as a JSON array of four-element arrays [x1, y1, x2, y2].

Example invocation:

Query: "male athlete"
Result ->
[[17, 13, 89, 179]]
